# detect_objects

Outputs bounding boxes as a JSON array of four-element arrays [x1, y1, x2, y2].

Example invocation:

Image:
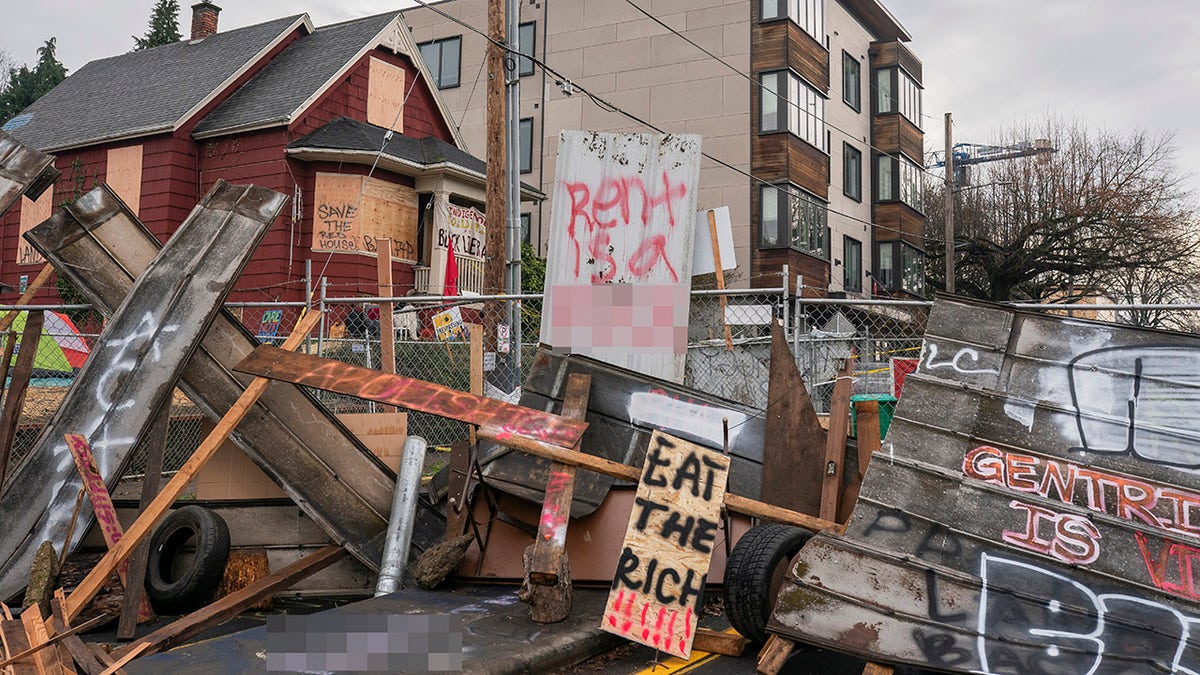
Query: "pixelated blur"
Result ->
[[266, 614, 463, 673], [546, 283, 688, 356]]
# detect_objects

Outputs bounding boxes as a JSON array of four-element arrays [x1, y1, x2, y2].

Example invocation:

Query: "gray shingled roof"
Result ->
[[1, 15, 305, 152], [194, 12, 401, 136], [290, 117, 542, 195]]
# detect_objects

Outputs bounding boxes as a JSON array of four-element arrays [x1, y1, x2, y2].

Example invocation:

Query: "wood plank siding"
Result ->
[[872, 115, 924, 162], [868, 40, 922, 83], [874, 202, 925, 248], [788, 24, 829, 92]]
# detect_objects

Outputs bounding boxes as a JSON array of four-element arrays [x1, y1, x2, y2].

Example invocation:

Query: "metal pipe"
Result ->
[[375, 435, 429, 596]]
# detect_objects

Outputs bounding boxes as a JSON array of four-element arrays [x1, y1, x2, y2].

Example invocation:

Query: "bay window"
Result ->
[[759, 70, 827, 152], [761, 0, 823, 43], [876, 153, 924, 212], [760, 183, 829, 259], [876, 241, 925, 296], [874, 66, 922, 128]]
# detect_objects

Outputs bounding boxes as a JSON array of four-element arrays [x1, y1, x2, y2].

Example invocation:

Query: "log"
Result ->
[[474, 426, 840, 534], [64, 309, 322, 621]]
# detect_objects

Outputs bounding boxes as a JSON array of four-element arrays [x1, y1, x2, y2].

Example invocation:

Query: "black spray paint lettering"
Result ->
[[632, 496, 719, 554], [612, 546, 704, 607]]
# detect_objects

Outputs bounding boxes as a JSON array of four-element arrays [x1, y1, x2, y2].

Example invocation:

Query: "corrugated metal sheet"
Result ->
[[0, 130, 58, 216], [539, 131, 702, 383], [24, 184, 403, 576], [478, 348, 766, 516], [773, 296, 1200, 673], [0, 181, 283, 603]]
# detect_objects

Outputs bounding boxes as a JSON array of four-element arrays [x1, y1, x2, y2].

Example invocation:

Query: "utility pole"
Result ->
[[484, 0, 510, 389], [944, 112, 955, 295]]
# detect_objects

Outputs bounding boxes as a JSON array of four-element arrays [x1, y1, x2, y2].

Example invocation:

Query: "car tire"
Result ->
[[722, 523, 812, 644], [146, 505, 231, 614]]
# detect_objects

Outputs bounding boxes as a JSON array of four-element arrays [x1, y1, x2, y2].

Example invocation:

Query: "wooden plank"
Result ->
[[52, 591, 108, 675], [600, 432, 731, 658], [523, 374, 591, 623], [64, 310, 323, 622], [819, 356, 854, 522], [62, 434, 155, 624], [117, 403, 170, 639], [756, 634, 794, 675], [0, 618, 36, 675], [0, 310, 42, 488], [475, 426, 840, 534], [57, 490, 86, 571], [861, 663, 894, 675], [97, 642, 147, 675], [0, 614, 107, 672], [233, 346, 588, 449], [839, 400, 881, 524], [109, 546, 347, 661], [376, 238, 396, 413], [761, 322, 826, 515], [21, 604, 64, 675], [692, 627, 748, 657]]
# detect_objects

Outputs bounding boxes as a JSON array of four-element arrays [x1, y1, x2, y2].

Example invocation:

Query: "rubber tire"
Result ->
[[723, 523, 812, 644], [146, 505, 231, 614]]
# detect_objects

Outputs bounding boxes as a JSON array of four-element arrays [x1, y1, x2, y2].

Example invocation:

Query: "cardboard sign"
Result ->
[[432, 306, 465, 342], [601, 431, 730, 658]]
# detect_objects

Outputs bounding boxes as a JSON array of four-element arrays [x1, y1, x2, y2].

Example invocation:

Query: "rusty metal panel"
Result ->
[[0, 130, 58, 217], [22, 185, 400, 577], [477, 348, 766, 517], [773, 296, 1200, 673], [0, 181, 283, 603]]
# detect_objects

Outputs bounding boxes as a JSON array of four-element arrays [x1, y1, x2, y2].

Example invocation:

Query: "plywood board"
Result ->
[[16, 190, 52, 266], [337, 412, 408, 473], [312, 173, 418, 263], [600, 432, 729, 659], [105, 145, 142, 216], [366, 57, 405, 132]]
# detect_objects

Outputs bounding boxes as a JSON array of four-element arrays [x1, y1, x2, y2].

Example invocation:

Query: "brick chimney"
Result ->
[[191, 2, 221, 40]]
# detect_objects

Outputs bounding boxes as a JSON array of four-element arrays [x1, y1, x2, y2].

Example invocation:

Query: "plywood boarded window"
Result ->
[[16, 190, 53, 265], [367, 57, 406, 131], [106, 145, 143, 216], [312, 173, 418, 263]]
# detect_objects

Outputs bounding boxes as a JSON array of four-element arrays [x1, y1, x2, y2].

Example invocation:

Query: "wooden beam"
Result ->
[[475, 426, 840, 534], [0, 310, 42, 488], [21, 604, 66, 675], [862, 663, 894, 675], [117, 402, 170, 639], [0, 616, 36, 675], [756, 634, 795, 675], [819, 356, 855, 522], [97, 642, 147, 675], [693, 627, 748, 657], [109, 546, 347, 661], [376, 238, 396, 413], [233, 346, 588, 449], [64, 309, 323, 622], [0, 614, 107, 671], [53, 591, 110, 675], [839, 400, 881, 524], [523, 374, 590, 623]]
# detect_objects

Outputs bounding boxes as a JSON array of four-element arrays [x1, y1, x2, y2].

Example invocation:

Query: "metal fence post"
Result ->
[[318, 278, 327, 358], [781, 263, 790, 342]]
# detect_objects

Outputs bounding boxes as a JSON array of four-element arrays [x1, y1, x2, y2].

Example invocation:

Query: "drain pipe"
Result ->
[[375, 435, 428, 596]]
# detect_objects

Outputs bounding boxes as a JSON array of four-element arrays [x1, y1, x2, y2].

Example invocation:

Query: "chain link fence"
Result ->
[[6, 293, 1200, 483]]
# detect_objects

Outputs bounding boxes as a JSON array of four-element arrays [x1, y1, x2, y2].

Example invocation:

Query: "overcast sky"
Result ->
[[3, 1, 1200, 188]]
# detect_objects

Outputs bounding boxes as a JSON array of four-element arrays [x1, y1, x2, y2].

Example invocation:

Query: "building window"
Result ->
[[759, 70, 826, 152], [842, 51, 860, 112], [874, 67, 921, 128], [761, 0, 823, 43], [759, 183, 828, 259], [520, 213, 531, 244], [518, 22, 536, 77], [519, 118, 533, 173], [417, 36, 461, 89], [876, 154, 923, 212], [843, 236, 862, 292], [876, 241, 925, 296], [843, 143, 861, 201]]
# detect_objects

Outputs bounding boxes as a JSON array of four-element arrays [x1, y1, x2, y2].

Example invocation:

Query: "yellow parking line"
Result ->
[[631, 629, 740, 675]]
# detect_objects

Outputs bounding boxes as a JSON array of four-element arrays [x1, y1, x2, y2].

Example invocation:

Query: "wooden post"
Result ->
[[57, 488, 87, 571], [63, 434, 155, 624], [53, 591, 110, 675], [839, 399, 881, 524], [0, 310, 42, 488], [445, 324, 485, 541], [756, 634, 795, 675], [707, 210, 733, 351], [117, 403, 171, 639], [522, 373, 590, 623], [819, 356, 855, 522], [20, 604, 66, 675], [376, 238, 396, 413], [64, 309, 323, 622], [475, 426, 841, 534]]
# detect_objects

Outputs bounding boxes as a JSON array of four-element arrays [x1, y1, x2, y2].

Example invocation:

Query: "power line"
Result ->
[[402, 0, 944, 244]]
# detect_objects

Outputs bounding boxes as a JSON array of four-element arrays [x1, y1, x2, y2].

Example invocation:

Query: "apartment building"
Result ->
[[406, 0, 925, 297]]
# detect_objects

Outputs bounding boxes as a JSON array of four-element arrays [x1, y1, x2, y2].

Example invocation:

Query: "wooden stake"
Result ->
[[57, 488, 87, 571], [376, 238, 396, 413], [117, 402, 171, 639], [819, 356, 855, 522], [475, 426, 840, 534], [0, 614, 106, 672], [0, 310, 43, 488], [52, 591, 110, 675], [707, 210, 733, 351], [0, 615, 36, 675], [108, 546, 346, 662], [839, 399, 881, 524], [523, 374, 590, 623], [64, 309, 323, 622]]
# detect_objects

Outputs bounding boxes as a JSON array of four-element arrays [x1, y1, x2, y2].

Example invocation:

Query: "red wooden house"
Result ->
[[1, 3, 535, 305]]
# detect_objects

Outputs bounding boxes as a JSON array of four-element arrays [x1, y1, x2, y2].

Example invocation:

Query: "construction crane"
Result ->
[[926, 139, 1056, 186]]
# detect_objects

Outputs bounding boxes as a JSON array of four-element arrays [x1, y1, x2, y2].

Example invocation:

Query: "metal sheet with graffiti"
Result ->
[[24, 185, 403, 577], [0, 129, 58, 217], [0, 181, 283, 603], [773, 296, 1200, 674], [477, 348, 766, 517]]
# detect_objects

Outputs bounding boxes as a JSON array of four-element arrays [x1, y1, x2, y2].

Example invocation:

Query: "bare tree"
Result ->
[[924, 116, 1200, 306]]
